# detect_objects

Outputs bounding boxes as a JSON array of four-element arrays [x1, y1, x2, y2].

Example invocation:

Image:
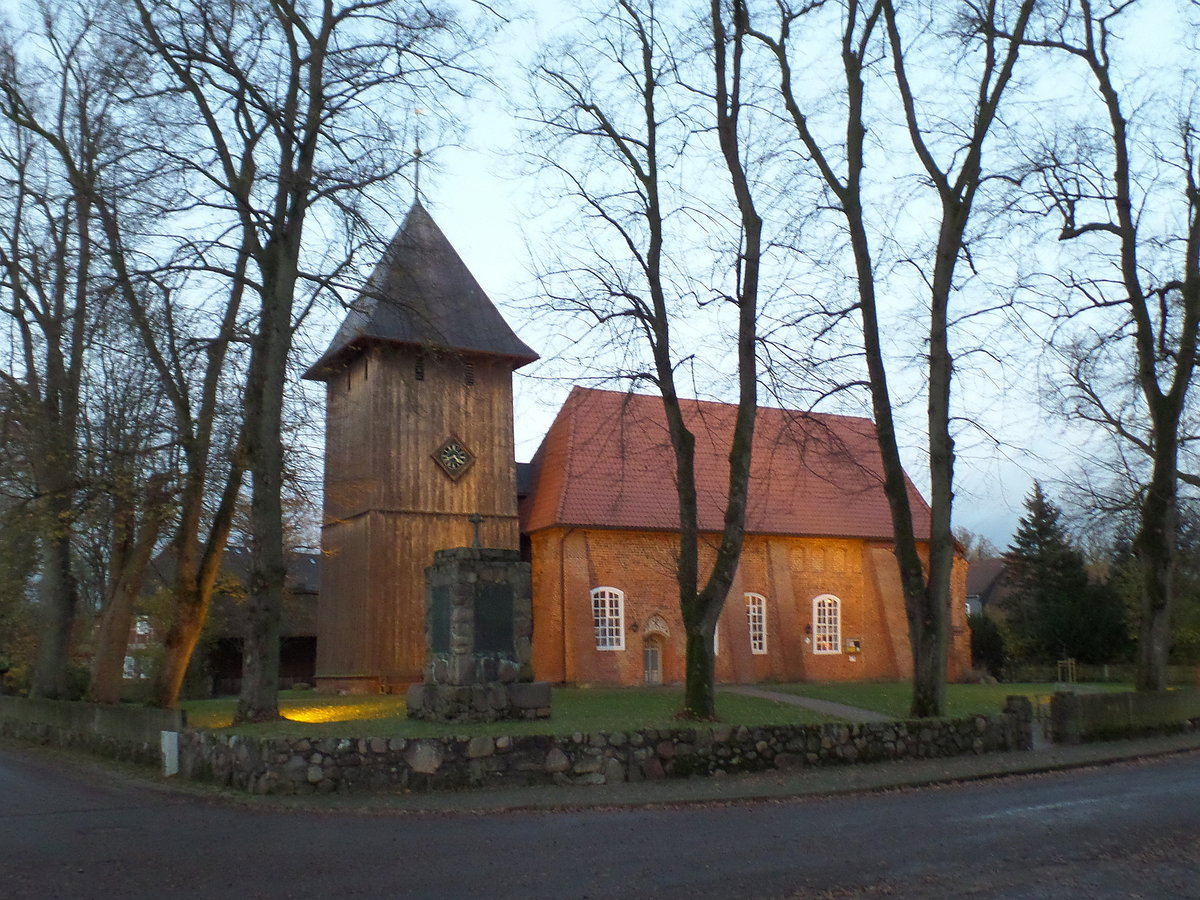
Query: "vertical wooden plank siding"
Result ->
[[317, 346, 521, 689]]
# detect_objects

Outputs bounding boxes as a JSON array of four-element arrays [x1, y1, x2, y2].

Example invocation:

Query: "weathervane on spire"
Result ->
[[413, 108, 425, 204]]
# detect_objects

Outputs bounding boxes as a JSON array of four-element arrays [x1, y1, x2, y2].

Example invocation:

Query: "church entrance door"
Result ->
[[643, 639, 663, 685]]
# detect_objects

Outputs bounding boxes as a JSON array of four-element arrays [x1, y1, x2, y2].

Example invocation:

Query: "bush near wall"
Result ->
[[179, 702, 1031, 796]]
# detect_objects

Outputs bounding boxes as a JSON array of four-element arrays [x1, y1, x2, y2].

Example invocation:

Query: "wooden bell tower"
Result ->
[[303, 202, 537, 693]]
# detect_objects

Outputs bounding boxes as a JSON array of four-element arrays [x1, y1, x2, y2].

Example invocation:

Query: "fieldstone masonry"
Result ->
[[177, 702, 1032, 795], [406, 547, 551, 722]]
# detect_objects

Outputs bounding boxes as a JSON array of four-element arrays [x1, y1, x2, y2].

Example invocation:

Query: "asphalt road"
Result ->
[[3, 743, 1199, 899]]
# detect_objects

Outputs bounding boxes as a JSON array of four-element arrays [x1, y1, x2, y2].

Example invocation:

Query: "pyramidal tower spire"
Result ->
[[304, 202, 536, 380]]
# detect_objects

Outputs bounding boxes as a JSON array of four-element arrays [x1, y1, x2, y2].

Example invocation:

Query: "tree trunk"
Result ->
[[151, 580, 209, 706], [909, 587, 945, 717], [150, 461, 241, 708], [29, 431, 80, 699], [234, 244, 296, 724], [852, 206, 934, 714], [1060, 2, 1198, 693], [29, 497, 79, 700], [88, 476, 170, 704], [670, 1, 761, 721], [88, 584, 138, 703], [1134, 439, 1178, 691], [236, 465, 285, 721], [682, 626, 716, 718], [912, 205, 962, 717]]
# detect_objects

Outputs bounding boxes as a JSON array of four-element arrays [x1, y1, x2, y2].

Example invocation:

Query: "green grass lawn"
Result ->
[[772, 681, 1131, 719], [180, 680, 1133, 738], [180, 686, 838, 739]]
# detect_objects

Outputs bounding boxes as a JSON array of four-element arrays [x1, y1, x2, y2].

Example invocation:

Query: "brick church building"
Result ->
[[304, 202, 971, 691]]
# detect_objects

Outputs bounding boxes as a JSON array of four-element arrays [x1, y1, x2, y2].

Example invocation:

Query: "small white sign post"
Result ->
[[161, 730, 179, 777]]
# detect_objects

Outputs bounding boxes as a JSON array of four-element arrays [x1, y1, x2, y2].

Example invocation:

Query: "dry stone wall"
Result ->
[[178, 703, 1029, 795]]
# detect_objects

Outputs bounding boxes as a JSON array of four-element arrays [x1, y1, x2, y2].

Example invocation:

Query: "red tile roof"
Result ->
[[521, 387, 931, 541]]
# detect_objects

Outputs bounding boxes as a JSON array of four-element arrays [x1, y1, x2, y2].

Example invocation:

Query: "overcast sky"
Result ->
[[300, 0, 1188, 552]]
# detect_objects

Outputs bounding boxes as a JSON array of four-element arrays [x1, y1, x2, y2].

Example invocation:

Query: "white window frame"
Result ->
[[591, 587, 626, 650], [745, 592, 768, 655], [813, 594, 842, 654]]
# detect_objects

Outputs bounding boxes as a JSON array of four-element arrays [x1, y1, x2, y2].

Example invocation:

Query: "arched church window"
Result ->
[[813, 594, 841, 654], [745, 592, 768, 654], [591, 587, 625, 650]]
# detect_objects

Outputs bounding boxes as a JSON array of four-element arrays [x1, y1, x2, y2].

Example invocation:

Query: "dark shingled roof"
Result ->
[[303, 201, 537, 380], [966, 557, 1008, 607], [148, 548, 320, 637], [516, 461, 534, 500]]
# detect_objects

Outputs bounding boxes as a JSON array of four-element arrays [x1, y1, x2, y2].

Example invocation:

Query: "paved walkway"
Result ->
[[722, 684, 893, 723]]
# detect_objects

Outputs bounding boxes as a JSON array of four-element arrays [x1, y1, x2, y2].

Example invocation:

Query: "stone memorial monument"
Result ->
[[406, 544, 551, 723]]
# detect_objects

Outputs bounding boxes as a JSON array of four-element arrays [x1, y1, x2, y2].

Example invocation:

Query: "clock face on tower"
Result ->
[[433, 437, 475, 480]]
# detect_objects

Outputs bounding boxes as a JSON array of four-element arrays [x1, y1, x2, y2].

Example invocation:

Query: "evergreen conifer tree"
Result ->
[[1002, 483, 1127, 663]]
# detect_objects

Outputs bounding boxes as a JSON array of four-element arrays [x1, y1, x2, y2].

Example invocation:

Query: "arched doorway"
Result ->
[[643, 636, 664, 685], [642, 614, 670, 685]]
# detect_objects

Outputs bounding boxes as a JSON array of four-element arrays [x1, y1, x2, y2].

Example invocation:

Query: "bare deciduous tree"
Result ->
[[528, 0, 765, 718], [0, 2, 123, 697], [1024, 0, 1200, 690], [751, 0, 1035, 715], [130, 0, 485, 721], [0, 0, 227, 705]]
